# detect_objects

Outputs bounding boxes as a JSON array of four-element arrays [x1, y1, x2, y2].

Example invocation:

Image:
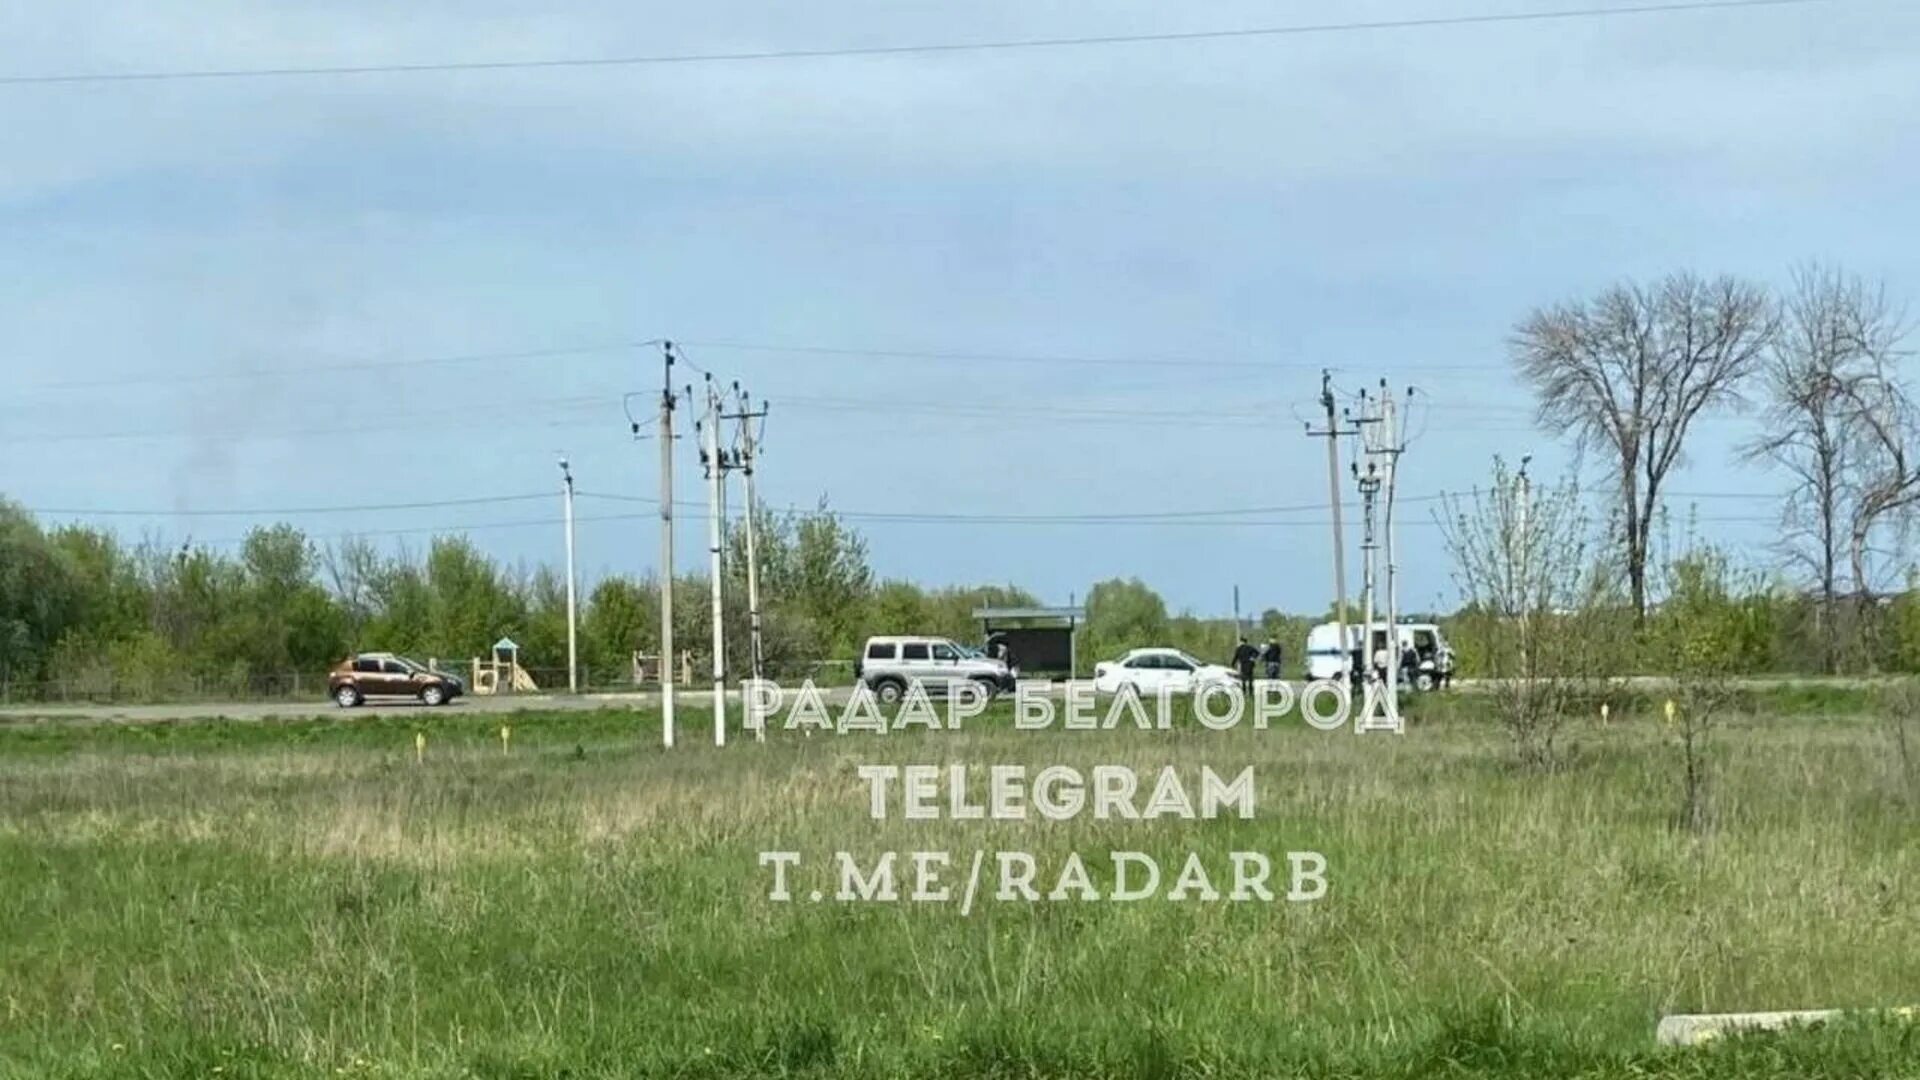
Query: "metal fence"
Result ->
[[0, 659, 861, 706], [0, 672, 321, 706]]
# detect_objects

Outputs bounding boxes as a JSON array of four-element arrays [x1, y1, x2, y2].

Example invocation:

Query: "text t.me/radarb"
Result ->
[[749, 678, 1337, 912]]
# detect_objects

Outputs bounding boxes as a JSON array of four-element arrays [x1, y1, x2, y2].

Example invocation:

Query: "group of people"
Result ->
[[1230, 636, 1285, 692], [1229, 633, 1452, 691]]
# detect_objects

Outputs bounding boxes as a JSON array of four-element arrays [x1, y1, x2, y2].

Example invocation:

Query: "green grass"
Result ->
[[2, 699, 1917, 1078]]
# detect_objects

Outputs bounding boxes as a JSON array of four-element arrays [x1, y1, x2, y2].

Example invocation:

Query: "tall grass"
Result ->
[[1, 702, 1915, 1078]]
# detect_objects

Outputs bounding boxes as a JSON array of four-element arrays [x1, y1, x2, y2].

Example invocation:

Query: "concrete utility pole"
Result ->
[[1378, 382, 1409, 720], [725, 386, 770, 713], [1306, 370, 1358, 679], [1352, 384, 1405, 735], [1353, 388, 1382, 691], [700, 376, 729, 747], [657, 343, 677, 748], [559, 454, 578, 694]]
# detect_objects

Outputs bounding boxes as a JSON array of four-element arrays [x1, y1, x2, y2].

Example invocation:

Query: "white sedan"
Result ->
[[1091, 648, 1237, 695]]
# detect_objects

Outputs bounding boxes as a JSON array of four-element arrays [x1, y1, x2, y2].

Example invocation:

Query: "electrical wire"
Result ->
[[26, 493, 553, 517], [9, 341, 657, 393], [25, 487, 1779, 524], [578, 489, 1452, 521], [682, 339, 1511, 374], [167, 508, 1784, 549], [0, 0, 1839, 86]]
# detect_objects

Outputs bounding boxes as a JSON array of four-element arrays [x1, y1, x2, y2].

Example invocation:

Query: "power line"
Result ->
[[575, 489, 1440, 521], [25, 493, 552, 518], [0, 400, 617, 445], [19, 486, 1787, 524], [683, 339, 1510, 374], [165, 508, 1784, 549], [777, 395, 1274, 428], [8, 335, 1524, 398], [9, 342, 655, 393], [0, 390, 1542, 443], [0, 0, 1839, 87]]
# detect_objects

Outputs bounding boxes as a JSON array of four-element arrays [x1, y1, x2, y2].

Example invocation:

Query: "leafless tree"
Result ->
[[1837, 354, 1919, 640], [1439, 458, 1624, 769], [1512, 273, 1774, 623], [1745, 264, 1912, 669], [322, 536, 382, 640]]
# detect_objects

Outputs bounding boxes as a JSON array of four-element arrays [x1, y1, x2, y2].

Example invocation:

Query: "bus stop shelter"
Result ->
[[973, 606, 1086, 678]]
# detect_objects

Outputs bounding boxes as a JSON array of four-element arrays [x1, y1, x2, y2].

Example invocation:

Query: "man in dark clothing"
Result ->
[[1260, 638, 1283, 681], [1232, 637, 1258, 696]]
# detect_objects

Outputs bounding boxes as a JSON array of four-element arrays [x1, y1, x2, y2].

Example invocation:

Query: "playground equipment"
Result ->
[[631, 650, 697, 687], [471, 637, 538, 696]]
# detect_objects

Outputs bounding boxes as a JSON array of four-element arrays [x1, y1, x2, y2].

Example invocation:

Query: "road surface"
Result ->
[[0, 674, 1875, 727]]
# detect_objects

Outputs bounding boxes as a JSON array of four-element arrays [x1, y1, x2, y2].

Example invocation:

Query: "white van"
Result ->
[[1304, 621, 1454, 690]]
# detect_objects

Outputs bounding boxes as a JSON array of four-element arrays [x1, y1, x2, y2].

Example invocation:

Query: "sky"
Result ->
[[3, 0, 1918, 620]]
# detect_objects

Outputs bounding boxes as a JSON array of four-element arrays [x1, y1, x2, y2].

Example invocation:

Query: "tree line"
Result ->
[[1509, 263, 1918, 671], [0, 499, 1301, 700], [6, 264, 1919, 699]]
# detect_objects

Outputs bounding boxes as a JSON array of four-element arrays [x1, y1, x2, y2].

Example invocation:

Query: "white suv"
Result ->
[[856, 636, 1016, 704]]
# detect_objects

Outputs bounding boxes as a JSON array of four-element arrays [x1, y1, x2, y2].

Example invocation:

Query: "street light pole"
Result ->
[[559, 455, 578, 694]]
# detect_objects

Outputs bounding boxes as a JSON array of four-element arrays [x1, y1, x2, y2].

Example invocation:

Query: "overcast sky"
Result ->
[[3, 0, 1917, 620]]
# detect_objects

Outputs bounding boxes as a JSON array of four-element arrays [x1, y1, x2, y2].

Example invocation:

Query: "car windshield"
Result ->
[[393, 656, 430, 673], [1177, 651, 1206, 668], [957, 644, 985, 658]]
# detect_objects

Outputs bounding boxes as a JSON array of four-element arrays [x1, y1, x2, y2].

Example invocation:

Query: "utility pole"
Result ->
[[1378, 382, 1410, 726], [559, 454, 578, 694], [726, 386, 771, 718], [656, 343, 677, 749], [1305, 371, 1358, 679], [1353, 388, 1382, 687], [1350, 388, 1390, 731], [699, 376, 729, 747], [1351, 384, 1406, 734], [1232, 584, 1242, 639]]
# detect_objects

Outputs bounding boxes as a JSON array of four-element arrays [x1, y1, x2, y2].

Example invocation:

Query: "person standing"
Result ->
[[1260, 637, 1283, 681], [1232, 636, 1258, 696]]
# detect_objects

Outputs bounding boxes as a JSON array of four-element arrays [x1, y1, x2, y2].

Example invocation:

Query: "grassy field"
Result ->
[[2, 694, 1917, 1078]]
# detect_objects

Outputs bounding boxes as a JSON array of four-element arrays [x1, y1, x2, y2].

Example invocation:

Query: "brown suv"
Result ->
[[328, 653, 465, 708]]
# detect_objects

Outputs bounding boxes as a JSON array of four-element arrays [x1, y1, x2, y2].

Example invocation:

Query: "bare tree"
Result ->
[[1513, 273, 1774, 623], [1745, 264, 1911, 669], [1837, 352, 1919, 645], [1439, 458, 1624, 769], [321, 536, 382, 642]]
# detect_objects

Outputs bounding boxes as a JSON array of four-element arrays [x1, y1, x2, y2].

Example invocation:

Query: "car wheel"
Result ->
[[970, 676, 1000, 700], [873, 679, 905, 705], [1414, 671, 1437, 692], [335, 684, 362, 708], [421, 684, 446, 707]]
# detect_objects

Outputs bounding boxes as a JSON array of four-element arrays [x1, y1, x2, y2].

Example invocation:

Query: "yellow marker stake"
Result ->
[[414, 730, 426, 764], [1600, 703, 1610, 725], [500, 724, 511, 752], [1664, 699, 1677, 727]]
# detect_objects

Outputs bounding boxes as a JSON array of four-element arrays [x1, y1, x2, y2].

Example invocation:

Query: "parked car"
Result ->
[[1091, 648, 1236, 695], [855, 635, 1016, 704], [328, 652, 465, 707]]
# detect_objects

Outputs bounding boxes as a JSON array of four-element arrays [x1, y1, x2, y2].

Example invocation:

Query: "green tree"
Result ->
[[736, 502, 874, 660], [0, 501, 80, 686], [1083, 578, 1169, 662], [583, 576, 656, 682], [236, 525, 345, 674], [424, 537, 528, 663]]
